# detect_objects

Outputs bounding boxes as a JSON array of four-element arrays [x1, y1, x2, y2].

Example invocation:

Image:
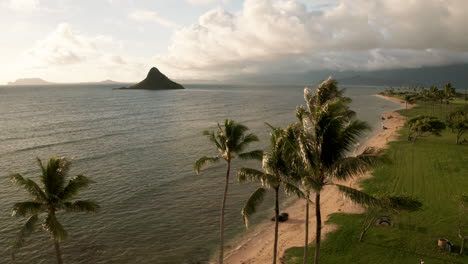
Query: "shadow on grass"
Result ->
[[281, 212, 466, 264]]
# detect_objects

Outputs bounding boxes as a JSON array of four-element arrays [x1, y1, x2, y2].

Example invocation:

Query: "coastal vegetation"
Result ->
[[7, 79, 466, 264], [237, 124, 303, 264], [294, 78, 384, 264], [406, 116, 446, 143], [194, 119, 263, 264], [283, 88, 467, 263], [10, 157, 99, 264], [447, 107, 468, 144]]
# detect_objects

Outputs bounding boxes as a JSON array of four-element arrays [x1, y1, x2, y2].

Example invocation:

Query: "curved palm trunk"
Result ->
[[314, 192, 321, 264], [303, 191, 310, 264], [359, 216, 376, 242], [219, 160, 231, 264], [53, 239, 63, 264], [273, 187, 279, 264]]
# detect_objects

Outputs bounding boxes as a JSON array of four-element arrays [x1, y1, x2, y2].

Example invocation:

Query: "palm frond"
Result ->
[[234, 133, 259, 153], [225, 119, 248, 149], [194, 156, 221, 174], [11, 214, 39, 257], [36, 157, 47, 178], [203, 130, 223, 152], [282, 181, 305, 199], [337, 120, 370, 153], [241, 187, 267, 228], [302, 175, 324, 192], [335, 184, 382, 208], [43, 213, 68, 242], [331, 147, 384, 181], [12, 202, 44, 217], [10, 173, 47, 202], [238, 150, 263, 160], [64, 200, 100, 213], [237, 168, 265, 183], [42, 157, 69, 196], [60, 175, 94, 200], [383, 195, 423, 212]]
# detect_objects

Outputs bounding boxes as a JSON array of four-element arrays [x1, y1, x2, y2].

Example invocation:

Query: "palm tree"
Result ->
[[295, 78, 383, 264], [237, 124, 303, 264], [10, 157, 99, 264], [443, 82, 456, 105], [194, 119, 263, 264], [403, 94, 415, 111]]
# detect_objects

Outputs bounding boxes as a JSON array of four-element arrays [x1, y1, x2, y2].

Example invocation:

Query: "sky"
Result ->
[[1, 0, 468, 84]]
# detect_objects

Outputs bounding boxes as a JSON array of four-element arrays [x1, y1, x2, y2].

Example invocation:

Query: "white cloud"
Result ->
[[8, 0, 39, 12], [17, 23, 146, 83], [25, 23, 107, 66], [186, 0, 229, 5], [154, 0, 468, 79], [129, 10, 180, 29]]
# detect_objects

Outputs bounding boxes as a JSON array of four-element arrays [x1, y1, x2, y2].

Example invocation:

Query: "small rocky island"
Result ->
[[8, 78, 55, 86], [121, 67, 184, 90]]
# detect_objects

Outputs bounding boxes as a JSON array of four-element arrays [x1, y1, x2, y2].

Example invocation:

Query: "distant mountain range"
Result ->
[[6, 78, 126, 86], [6, 63, 468, 89], [7, 78, 55, 86], [224, 63, 468, 88]]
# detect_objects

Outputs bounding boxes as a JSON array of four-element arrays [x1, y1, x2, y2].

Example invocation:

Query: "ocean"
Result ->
[[0, 84, 401, 263]]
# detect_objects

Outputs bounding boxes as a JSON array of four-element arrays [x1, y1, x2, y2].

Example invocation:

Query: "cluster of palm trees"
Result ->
[[383, 82, 457, 107], [195, 78, 386, 264], [10, 157, 99, 264], [382, 83, 468, 145]]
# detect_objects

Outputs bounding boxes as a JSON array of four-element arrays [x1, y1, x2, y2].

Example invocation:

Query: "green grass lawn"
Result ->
[[283, 101, 468, 264]]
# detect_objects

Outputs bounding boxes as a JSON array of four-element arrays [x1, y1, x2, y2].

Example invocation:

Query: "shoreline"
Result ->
[[223, 95, 410, 264]]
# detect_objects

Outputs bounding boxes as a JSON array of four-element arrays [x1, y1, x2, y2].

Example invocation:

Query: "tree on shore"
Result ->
[[447, 107, 468, 144], [443, 82, 456, 105], [403, 95, 416, 111], [358, 195, 422, 242], [194, 119, 262, 264], [10, 157, 99, 264], [295, 78, 384, 264], [238, 124, 303, 264], [406, 116, 446, 143]]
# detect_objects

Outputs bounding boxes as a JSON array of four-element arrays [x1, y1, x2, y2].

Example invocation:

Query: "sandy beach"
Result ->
[[224, 95, 411, 264]]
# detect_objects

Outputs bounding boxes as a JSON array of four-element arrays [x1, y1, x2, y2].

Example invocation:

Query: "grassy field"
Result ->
[[283, 100, 468, 264]]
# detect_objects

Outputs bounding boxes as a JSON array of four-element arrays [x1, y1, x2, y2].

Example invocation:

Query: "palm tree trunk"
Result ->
[[359, 216, 375, 242], [53, 239, 63, 264], [303, 191, 310, 264], [314, 192, 321, 264], [273, 187, 279, 264], [219, 160, 231, 264], [460, 235, 465, 255]]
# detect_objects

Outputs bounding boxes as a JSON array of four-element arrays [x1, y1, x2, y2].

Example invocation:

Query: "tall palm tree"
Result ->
[[295, 78, 383, 264], [237, 124, 303, 264], [10, 157, 99, 264], [295, 77, 353, 264], [194, 119, 263, 264]]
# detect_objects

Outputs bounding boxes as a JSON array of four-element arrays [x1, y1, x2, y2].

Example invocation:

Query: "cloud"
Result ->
[[155, 0, 468, 79], [186, 0, 229, 5], [129, 10, 180, 29], [18, 23, 145, 82], [25, 23, 107, 66], [8, 0, 39, 12]]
